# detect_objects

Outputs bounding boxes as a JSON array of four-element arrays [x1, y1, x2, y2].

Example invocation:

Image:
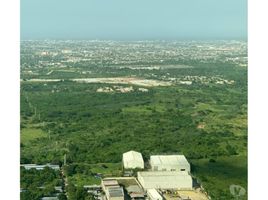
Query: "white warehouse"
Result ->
[[150, 155, 190, 172], [123, 150, 144, 169], [137, 171, 192, 190]]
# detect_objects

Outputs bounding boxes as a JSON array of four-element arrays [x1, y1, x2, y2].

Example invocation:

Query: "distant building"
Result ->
[[123, 151, 144, 169], [21, 164, 60, 170], [41, 197, 58, 200], [150, 155, 190, 172], [137, 171, 192, 190], [138, 88, 149, 92], [147, 189, 163, 200]]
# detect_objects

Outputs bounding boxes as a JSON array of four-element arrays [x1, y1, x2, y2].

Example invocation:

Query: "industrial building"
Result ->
[[137, 171, 192, 190], [123, 151, 144, 169], [150, 155, 190, 172]]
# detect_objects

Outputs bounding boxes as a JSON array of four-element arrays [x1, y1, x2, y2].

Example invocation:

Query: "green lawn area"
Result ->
[[21, 127, 47, 144], [89, 163, 122, 176], [69, 174, 101, 186], [191, 155, 247, 200]]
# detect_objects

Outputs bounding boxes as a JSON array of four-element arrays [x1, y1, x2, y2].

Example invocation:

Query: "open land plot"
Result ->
[[21, 127, 47, 144], [68, 174, 101, 186], [115, 64, 194, 70], [72, 77, 172, 87], [190, 155, 247, 200], [22, 77, 172, 87]]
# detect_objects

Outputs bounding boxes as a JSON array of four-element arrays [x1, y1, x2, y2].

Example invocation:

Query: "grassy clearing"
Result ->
[[69, 174, 101, 186], [89, 163, 122, 176], [21, 127, 47, 144], [191, 155, 247, 200]]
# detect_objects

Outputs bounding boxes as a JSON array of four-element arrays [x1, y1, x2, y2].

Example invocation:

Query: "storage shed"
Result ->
[[150, 155, 190, 172], [123, 151, 144, 169], [137, 171, 192, 190]]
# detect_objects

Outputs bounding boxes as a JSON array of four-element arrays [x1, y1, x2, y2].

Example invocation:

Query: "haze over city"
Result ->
[[21, 0, 247, 40]]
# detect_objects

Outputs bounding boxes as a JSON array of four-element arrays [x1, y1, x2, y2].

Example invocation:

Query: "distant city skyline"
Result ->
[[21, 0, 247, 40]]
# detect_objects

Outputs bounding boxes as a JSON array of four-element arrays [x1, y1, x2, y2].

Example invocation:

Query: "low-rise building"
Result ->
[[137, 171, 192, 190], [21, 164, 60, 170]]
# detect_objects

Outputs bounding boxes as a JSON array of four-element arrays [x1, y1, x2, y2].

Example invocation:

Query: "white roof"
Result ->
[[123, 150, 144, 169], [150, 155, 189, 166], [138, 171, 190, 177], [147, 189, 162, 199], [138, 171, 192, 189], [124, 151, 143, 161]]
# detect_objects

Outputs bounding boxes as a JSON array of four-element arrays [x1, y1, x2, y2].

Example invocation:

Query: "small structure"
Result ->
[[137, 171, 192, 190], [41, 197, 59, 200], [106, 187, 125, 200], [54, 186, 63, 193], [102, 179, 120, 190], [21, 164, 60, 170], [126, 185, 145, 200], [150, 155, 190, 172], [138, 88, 149, 92], [102, 179, 124, 200], [147, 189, 163, 200], [123, 151, 144, 169], [84, 185, 102, 190]]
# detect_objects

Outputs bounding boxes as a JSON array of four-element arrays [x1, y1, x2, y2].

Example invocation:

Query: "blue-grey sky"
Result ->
[[21, 0, 247, 40]]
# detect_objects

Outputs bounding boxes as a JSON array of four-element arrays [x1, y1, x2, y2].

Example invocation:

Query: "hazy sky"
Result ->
[[21, 0, 247, 40]]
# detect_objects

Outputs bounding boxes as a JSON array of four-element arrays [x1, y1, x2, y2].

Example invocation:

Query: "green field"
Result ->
[[21, 127, 47, 144]]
